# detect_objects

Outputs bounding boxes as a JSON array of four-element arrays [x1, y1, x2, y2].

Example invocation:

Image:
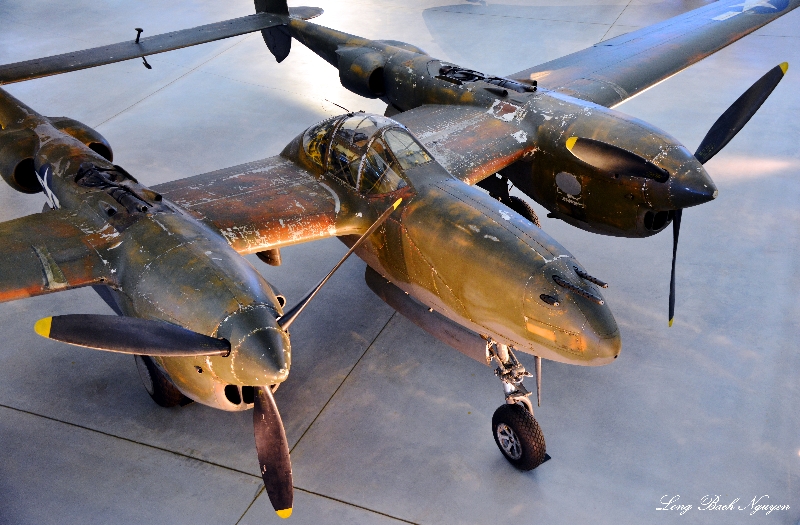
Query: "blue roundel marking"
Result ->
[[753, 0, 789, 14]]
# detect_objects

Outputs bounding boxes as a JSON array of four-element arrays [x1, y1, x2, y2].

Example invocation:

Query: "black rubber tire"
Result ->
[[134, 355, 186, 408], [503, 195, 541, 228], [492, 403, 547, 470]]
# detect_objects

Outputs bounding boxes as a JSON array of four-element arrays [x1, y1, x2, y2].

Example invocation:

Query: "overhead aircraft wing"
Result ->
[[393, 104, 534, 185], [154, 155, 354, 254], [0, 8, 322, 85], [0, 209, 114, 303], [508, 0, 800, 108]]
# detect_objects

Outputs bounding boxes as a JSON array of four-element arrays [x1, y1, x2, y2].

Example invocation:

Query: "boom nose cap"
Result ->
[[669, 165, 718, 209]]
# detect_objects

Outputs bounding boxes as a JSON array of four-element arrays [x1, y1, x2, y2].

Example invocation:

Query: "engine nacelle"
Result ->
[[0, 128, 40, 194], [0, 117, 114, 194], [336, 47, 386, 99], [47, 117, 113, 162], [503, 156, 673, 238]]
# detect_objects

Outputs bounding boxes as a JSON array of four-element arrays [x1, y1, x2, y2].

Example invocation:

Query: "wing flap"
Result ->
[[154, 156, 344, 254], [394, 104, 533, 185], [0, 210, 113, 303], [509, 0, 800, 107]]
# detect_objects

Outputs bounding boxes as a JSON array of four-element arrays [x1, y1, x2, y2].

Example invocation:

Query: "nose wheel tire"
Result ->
[[492, 403, 547, 470], [134, 355, 188, 408]]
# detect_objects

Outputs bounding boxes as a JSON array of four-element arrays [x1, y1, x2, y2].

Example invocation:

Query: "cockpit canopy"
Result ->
[[302, 113, 432, 194]]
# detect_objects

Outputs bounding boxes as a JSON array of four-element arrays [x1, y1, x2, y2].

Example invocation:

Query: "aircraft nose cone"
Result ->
[[583, 324, 622, 365], [215, 305, 291, 385], [669, 163, 718, 209], [525, 260, 621, 366]]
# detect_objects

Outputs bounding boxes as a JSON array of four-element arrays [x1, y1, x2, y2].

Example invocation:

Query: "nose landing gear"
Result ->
[[487, 341, 549, 470]]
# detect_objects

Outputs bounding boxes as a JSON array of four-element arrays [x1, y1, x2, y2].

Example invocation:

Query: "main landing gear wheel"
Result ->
[[134, 355, 188, 407], [492, 403, 547, 470]]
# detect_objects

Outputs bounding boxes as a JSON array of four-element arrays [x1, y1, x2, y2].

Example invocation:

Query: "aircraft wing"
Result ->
[[508, 0, 800, 108], [0, 8, 322, 85], [393, 104, 534, 185], [0, 209, 114, 303], [154, 155, 353, 254]]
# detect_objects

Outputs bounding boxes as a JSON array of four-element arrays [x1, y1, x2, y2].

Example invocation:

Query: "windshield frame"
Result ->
[[306, 114, 433, 194]]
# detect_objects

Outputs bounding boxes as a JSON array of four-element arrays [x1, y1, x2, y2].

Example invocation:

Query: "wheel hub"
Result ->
[[496, 422, 522, 460]]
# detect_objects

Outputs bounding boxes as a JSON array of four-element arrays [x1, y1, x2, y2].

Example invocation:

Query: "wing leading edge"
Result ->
[[154, 155, 357, 254], [509, 0, 800, 108]]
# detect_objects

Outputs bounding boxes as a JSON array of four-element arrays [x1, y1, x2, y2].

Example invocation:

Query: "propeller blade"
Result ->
[[668, 209, 682, 327], [254, 386, 293, 518], [669, 64, 788, 325], [694, 63, 788, 165], [34, 314, 230, 356], [566, 137, 669, 182], [278, 198, 403, 330]]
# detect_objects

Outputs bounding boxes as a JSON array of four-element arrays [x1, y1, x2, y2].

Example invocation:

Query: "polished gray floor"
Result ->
[[1, 1, 799, 524]]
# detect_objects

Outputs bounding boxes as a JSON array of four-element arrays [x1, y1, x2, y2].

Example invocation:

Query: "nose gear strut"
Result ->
[[488, 340, 536, 413]]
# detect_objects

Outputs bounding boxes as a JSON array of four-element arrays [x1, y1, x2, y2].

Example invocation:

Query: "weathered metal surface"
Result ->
[[153, 156, 350, 254], [0, 209, 111, 302], [393, 104, 535, 185], [364, 266, 489, 366], [508, 0, 800, 108], [362, 166, 619, 365]]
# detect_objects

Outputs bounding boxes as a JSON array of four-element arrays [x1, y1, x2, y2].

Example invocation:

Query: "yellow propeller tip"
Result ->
[[276, 508, 293, 519], [668, 318, 674, 327], [565, 136, 578, 151], [34, 317, 52, 338], [780, 62, 789, 74], [392, 198, 402, 210]]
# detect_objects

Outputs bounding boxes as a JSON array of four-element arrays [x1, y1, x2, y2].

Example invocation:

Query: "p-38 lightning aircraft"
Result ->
[[0, 86, 617, 515], [0, 0, 795, 518], [1, 1, 793, 326]]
